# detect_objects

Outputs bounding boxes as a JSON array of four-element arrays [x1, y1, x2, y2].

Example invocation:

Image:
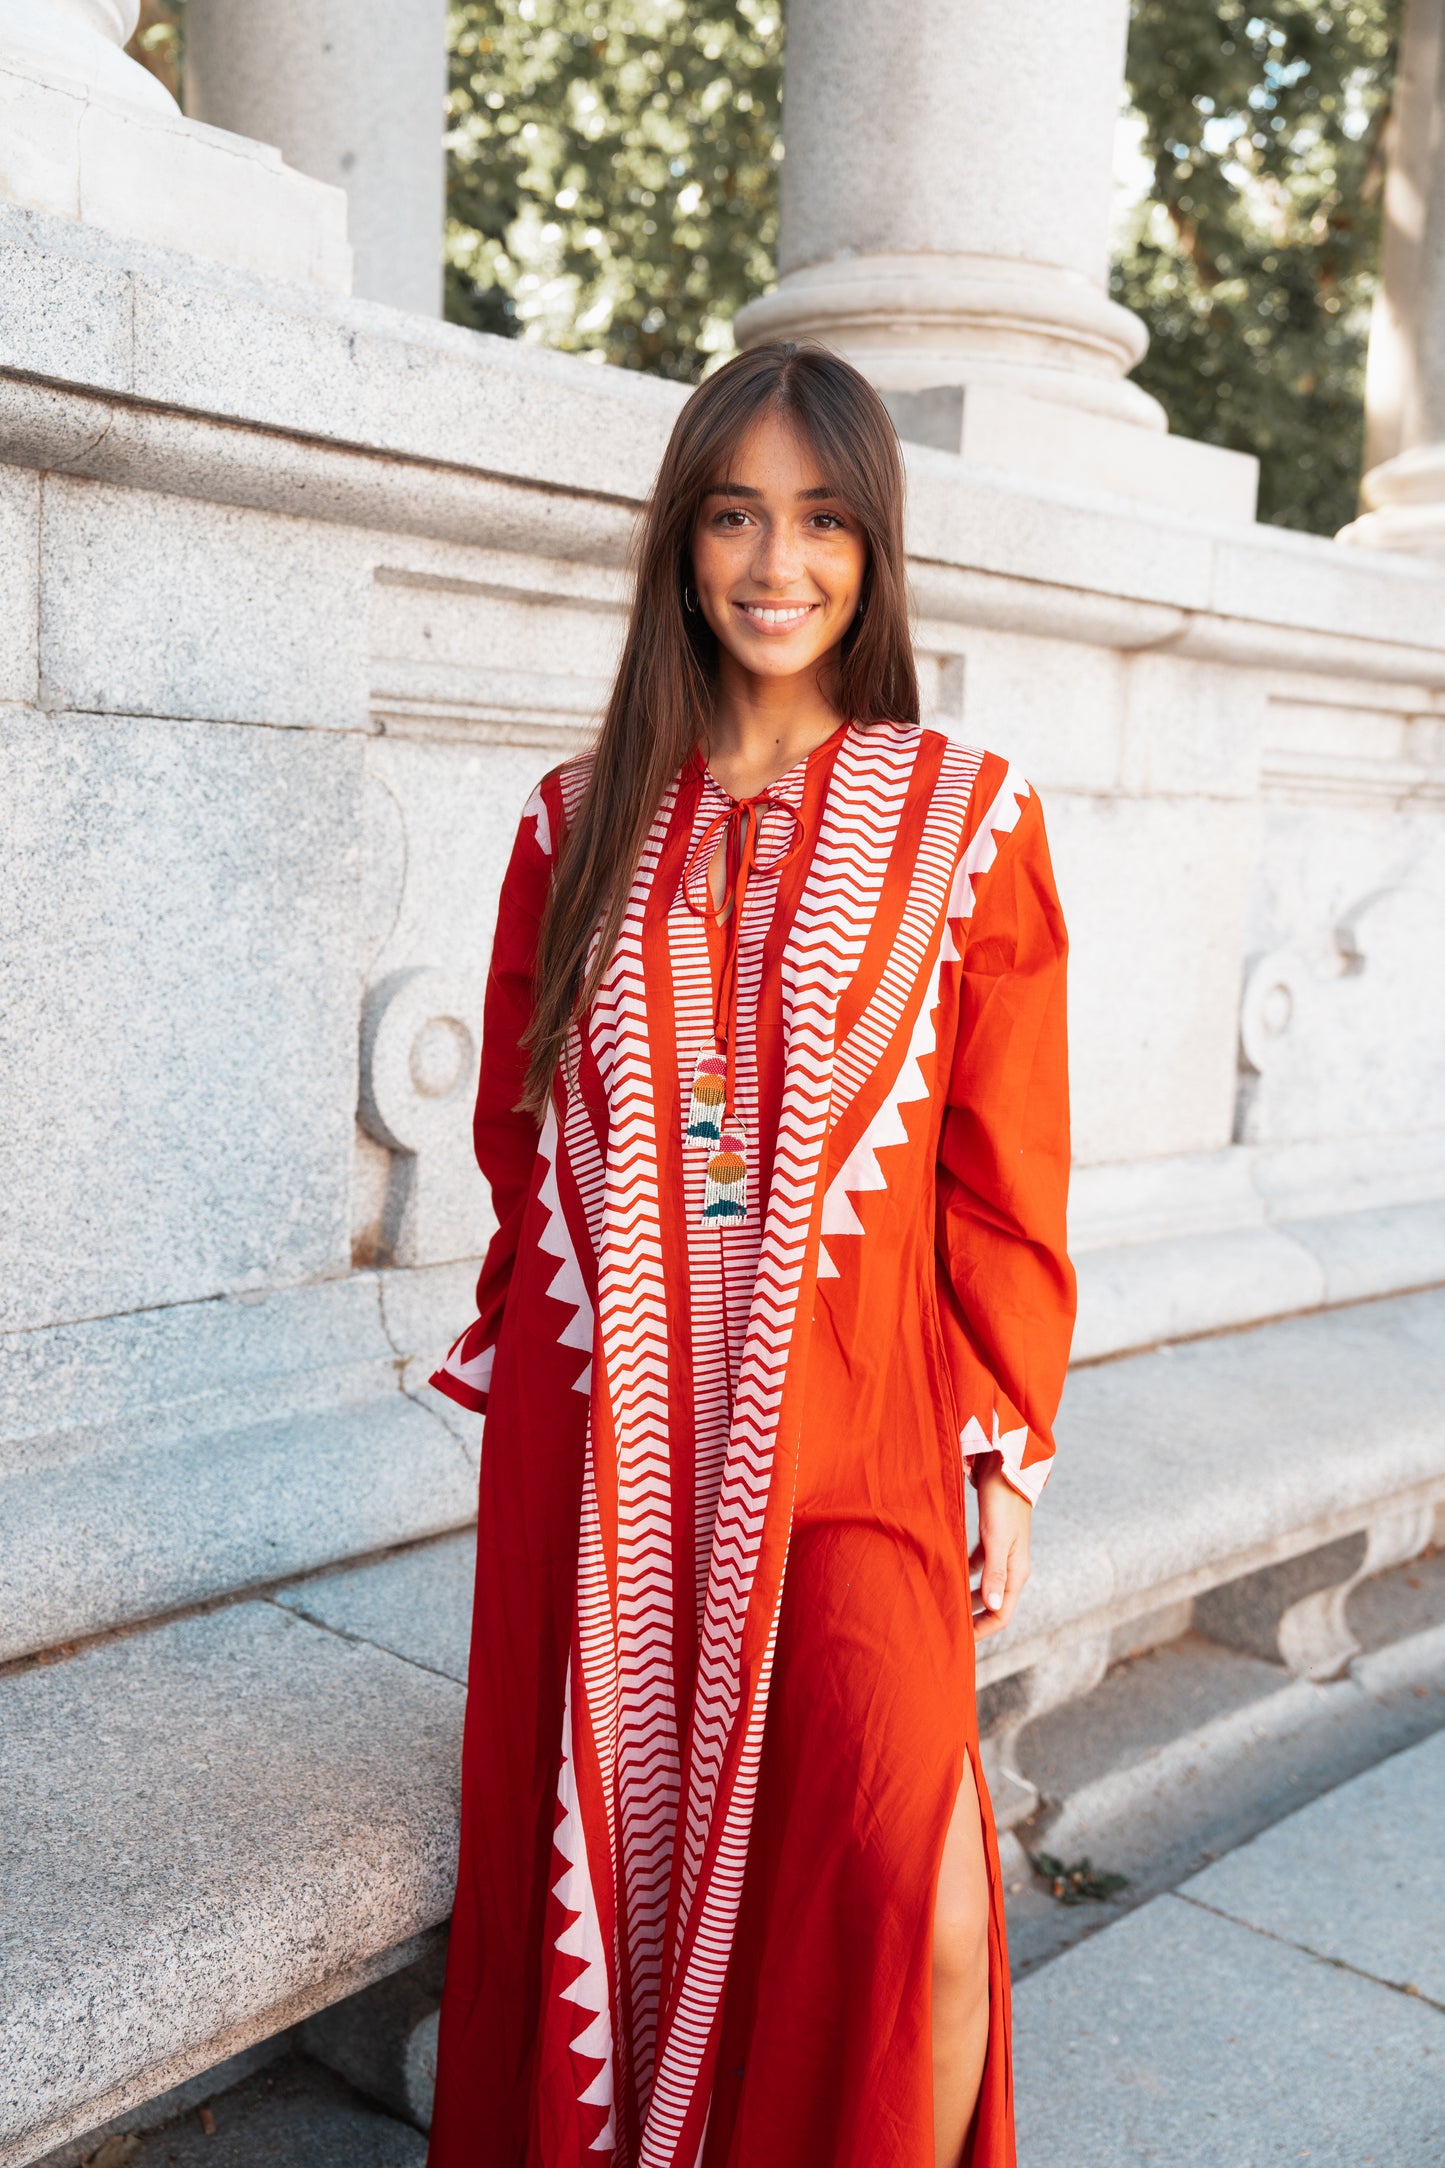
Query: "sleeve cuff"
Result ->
[[428, 1367, 489, 1415], [960, 1412, 1053, 1505], [428, 1328, 495, 1415]]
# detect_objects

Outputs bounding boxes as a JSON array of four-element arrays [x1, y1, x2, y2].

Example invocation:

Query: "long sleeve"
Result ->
[[429, 778, 559, 1413], [934, 775, 1076, 1504]]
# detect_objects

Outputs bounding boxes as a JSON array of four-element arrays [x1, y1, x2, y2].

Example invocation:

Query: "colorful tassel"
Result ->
[[686, 1047, 727, 1142], [703, 1128, 748, 1224]]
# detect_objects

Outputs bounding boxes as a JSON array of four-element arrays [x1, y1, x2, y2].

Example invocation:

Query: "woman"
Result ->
[[426, 342, 1075, 2168]]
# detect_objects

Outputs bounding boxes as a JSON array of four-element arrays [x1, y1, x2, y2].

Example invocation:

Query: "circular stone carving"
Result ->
[[1258, 981, 1294, 1038], [1238, 947, 1307, 1077], [410, 1015, 473, 1101], [359, 967, 483, 1154]]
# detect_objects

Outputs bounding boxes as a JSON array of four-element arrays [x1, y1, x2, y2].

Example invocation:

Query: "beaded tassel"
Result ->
[[703, 1126, 748, 1223], [686, 1046, 727, 1143]]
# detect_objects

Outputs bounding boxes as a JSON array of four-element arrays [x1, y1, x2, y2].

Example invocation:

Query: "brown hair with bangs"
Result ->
[[519, 340, 918, 1117]]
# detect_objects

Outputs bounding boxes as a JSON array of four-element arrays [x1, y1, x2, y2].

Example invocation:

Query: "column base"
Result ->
[[1338, 443, 1445, 556], [0, 55, 351, 293], [733, 249, 1166, 432], [899, 381, 1259, 523]]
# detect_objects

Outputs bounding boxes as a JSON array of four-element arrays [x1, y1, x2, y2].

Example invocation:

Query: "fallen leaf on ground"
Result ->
[[84, 2139, 140, 2168]]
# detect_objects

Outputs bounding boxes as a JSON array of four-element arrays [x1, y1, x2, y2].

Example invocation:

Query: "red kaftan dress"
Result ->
[[427, 720, 1075, 2168]]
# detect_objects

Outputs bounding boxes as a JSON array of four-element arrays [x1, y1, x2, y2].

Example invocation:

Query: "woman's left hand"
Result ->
[[970, 1460, 1032, 1639]]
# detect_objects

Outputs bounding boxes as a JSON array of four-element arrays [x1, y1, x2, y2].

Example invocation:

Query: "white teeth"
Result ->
[[742, 604, 814, 624]]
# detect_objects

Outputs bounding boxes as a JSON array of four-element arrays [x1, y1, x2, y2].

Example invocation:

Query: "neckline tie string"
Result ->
[[681, 787, 805, 1149]]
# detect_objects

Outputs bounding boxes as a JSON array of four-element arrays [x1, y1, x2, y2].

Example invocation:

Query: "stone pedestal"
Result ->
[[0, 0, 351, 290], [736, 0, 1256, 520], [185, 0, 448, 315], [1340, 0, 1445, 555]]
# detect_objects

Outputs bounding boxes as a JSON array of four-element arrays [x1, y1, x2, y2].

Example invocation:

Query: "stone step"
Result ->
[[1001, 1549, 1445, 1974], [1013, 1728, 1445, 2165], [40, 2056, 424, 2168]]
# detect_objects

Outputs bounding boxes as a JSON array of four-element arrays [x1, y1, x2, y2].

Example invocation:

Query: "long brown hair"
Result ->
[[520, 340, 918, 1117]]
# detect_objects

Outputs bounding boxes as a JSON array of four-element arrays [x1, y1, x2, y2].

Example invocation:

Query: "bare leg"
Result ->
[[932, 1750, 991, 2168]]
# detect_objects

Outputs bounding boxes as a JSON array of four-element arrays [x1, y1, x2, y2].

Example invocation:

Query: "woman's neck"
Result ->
[[705, 655, 845, 800]]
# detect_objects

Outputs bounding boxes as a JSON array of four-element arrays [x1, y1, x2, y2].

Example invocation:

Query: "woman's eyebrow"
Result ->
[[701, 483, 840, 500]]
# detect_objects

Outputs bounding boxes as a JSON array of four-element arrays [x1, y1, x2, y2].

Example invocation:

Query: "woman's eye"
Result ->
[[811, 512, 844, 530], [717, 509, 751, 529]]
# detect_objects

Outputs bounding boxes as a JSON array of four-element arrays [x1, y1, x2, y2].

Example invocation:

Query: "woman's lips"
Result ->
[[733, 601, 821, 633]]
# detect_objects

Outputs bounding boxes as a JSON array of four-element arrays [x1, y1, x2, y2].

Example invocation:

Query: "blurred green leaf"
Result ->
[[445, 0, 782, 381], [1116, 1, 1401, 534]]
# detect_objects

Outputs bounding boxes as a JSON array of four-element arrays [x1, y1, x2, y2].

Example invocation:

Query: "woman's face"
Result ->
[[690, 410, 868, 688]]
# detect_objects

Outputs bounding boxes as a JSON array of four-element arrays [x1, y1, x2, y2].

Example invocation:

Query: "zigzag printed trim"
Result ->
[[817, 969, 940, 1278], [522, 781, 552, 860], [581, 776, 685, 2123], [954, 761, 1031, 917], [817, 739, 984, 1278], [816, 759, 1033, 1278], [639, 724, 922, 2168], [536, 1105, 595, 1396], [961, 1409, 1048, 1505], [432, 1324, 495, 1402], [553, 1665, 617, 2154]]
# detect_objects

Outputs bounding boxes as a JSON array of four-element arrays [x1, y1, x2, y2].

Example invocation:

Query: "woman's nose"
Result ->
[[750, 518, 804, 587]]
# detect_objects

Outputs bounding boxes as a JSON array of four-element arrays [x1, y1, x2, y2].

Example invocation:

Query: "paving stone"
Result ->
[[1182, 1728, 1445, 2006], [30, 2041, 291, 2168], [1348, 1542, 1445, 1653], [1006, 1613, 1445, 1978], [1013, 1891, 1444, 2166]]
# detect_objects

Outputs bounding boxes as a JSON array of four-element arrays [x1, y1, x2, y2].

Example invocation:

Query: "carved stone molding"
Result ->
[[978, 1632, 1112, 1830], [358, 966, 484, 1268], [1195, 1500, 1438, 1682]]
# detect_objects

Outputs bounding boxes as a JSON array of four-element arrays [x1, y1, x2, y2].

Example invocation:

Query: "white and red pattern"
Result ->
[[428, 724, 1077, 2168]]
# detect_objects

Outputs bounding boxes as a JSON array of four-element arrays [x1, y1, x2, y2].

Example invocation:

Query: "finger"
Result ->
[[973, 1536, 1030, 1639], [980, 1529, 1013, 1616], [972, 1531, 1013, 1629]]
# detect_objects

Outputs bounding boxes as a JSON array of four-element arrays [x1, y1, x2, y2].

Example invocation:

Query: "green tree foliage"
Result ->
[[446, 0, 782, 379], [1115, 1, 1400, 534]]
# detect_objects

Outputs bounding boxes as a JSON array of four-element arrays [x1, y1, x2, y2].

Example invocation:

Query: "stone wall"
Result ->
[[2, 199, 1443, 1668]]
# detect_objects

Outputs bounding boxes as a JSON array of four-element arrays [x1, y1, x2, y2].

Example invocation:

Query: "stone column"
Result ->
[[186, 0, 448, 317], [734, 0, 1164, 440], [0, 0, 350, 290], [1339, 0, 1445, 554]]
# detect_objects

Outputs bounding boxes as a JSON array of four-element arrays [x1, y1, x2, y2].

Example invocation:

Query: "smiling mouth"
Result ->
[[735, 601, 820, 629]]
